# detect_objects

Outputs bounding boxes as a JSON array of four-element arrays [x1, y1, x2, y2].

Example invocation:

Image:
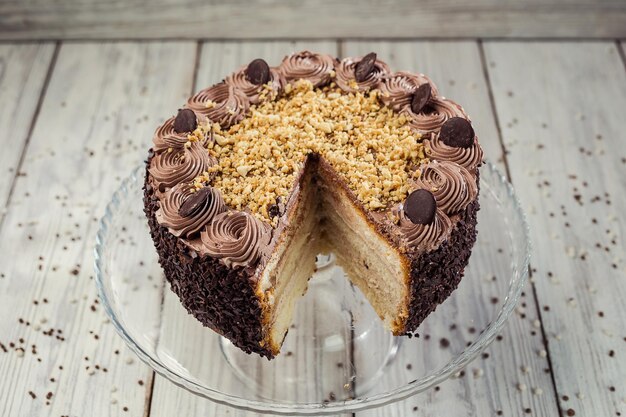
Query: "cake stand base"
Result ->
[[219, 254, 401, 402]]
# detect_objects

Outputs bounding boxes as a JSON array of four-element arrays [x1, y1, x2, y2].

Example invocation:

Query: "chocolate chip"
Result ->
[[245, 59, 271, 85], [179, 187, 212, 218], [439, 117, 475, 149], [268, 204, 280, 218], [267, 197, 285, 219], [354, 52, 377, 82], [173, 109, 197, 133], [404, 189, 436, 225], [410, 84, 432, 114]]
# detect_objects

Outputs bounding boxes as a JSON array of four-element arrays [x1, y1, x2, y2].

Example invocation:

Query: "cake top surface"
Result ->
[[146, 51, 483, 269], [202, 80, 425, 221]]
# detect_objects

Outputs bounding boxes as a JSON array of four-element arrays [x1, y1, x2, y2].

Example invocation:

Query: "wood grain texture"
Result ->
[[0, 42, 196, 417], [0, 0, 625, 40], [147, 40, 347, 417], [484, 41, 626, 417], [345, 41, 559, 417], [0, 43, 55, 210]]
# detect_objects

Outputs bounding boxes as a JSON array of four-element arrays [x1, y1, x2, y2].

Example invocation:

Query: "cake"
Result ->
[[143, 51, 483, 359]]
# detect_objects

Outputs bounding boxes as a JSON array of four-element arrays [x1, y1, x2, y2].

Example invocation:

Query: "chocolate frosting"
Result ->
[[278, 51, 336, 88], [148, 141, 215, 191], [153, 113, 210, 152], [403, 98, 467, 135], [187, 83, 250, 129], [399, 207, 453, 252], [153, 116, 190, 152], [413, 161, 478, 214], [378, 71, 439, 111], [334, 55, 391, 93], [200, 211, 272, 268], [425, 131, 483, 172], [225, 66, 285, 104], [156, 184, 226, 238]]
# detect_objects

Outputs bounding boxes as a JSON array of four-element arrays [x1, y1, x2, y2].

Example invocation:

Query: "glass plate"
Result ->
[[95, 161, 530, 415]]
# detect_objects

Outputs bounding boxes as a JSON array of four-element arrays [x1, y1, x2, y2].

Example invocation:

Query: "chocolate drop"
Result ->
[[179, 187, 212, 218], [354, 52, 377, 82], [410, 83, 432, 114], [439, 117, 475, 149], [405, 189, 437, 225], [245, 59, 271, 85], [173, 109, 198, 133]]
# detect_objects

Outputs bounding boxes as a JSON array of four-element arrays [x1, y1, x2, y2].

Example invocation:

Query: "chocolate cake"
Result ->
[[143, 51, 483, 359]]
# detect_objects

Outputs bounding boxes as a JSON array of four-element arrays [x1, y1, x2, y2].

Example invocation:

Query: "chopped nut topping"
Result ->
[[200, 80, 426, 222]]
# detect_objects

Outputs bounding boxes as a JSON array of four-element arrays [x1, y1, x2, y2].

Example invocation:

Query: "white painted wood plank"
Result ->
[[1, 0, 625, 40], [0, 43, 55, 207], [0, 41, 196, 417], [147, 40, 352, 417], [345, 41, 559, 417], [484, 41, 626, 417]]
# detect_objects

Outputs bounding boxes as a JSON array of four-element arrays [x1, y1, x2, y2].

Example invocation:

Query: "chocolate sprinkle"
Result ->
[[173, 109, 197, 133], [410, 84, 432, 114], [404, 189, 437, 225], [245, 58, 271, 85], [355, 52, 377, 82], [267, 197, 285, 219], [178, 187, 213, 218], [439, 117, 475, 149]]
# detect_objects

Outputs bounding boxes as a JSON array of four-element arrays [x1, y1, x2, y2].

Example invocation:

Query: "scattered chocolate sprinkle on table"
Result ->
[[0, 38, 623, 417]]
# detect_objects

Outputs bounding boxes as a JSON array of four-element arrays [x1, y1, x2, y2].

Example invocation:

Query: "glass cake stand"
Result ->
[[94, 161, 530, 415]]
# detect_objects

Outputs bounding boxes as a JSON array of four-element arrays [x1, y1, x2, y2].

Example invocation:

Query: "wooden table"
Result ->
[[0, 39, 624, 417]]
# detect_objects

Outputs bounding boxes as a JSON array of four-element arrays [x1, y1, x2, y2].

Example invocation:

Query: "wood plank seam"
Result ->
[[141, 40, 204, 417], [617, 40, 626, 72], [478, 40, 564, 417], [0, 42, 59, 228]]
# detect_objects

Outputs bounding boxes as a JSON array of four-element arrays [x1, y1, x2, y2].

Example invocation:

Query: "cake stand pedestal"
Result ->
[[219, 254, 401, 401]]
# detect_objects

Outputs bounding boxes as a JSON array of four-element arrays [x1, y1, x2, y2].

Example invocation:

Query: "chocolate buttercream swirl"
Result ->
[[225, 66, 285, 104], [399, 207, 453, 252], [149, 141, 215, 191], [425, 129, 483, 172], [334, 55, 391, 93], [403, 98, 467, 135], [413, 161, 478, 214], [153, 113, 210, 152], [201, 211, 272, 269], [378, 71, 439, 111], [187, 83, 250, 129], [156, 184, 226, 238], [153, 116, 188, 152], [278, 51, 336, 88]]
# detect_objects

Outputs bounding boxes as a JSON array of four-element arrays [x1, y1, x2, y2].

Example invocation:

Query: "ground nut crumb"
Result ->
[[201, 80, 426, 222]]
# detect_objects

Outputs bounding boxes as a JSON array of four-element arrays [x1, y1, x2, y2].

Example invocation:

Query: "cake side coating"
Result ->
[[404, 179, 480, 334], [143, 164, 273, 357], [145, 152, 480, 355]]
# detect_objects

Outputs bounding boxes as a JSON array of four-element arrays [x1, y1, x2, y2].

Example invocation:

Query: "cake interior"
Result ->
[[258, 157, 410, 354]]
